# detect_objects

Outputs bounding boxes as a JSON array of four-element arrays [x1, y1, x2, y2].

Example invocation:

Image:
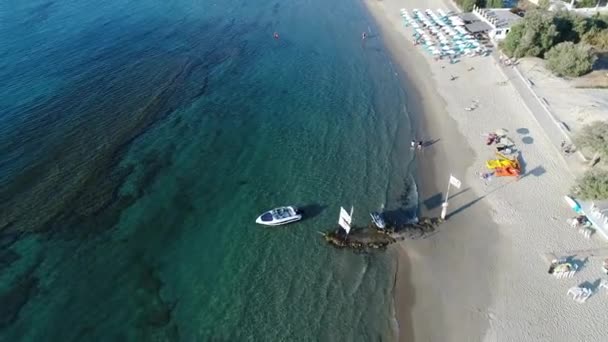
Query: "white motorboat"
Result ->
[[256, 206, 302, 226], [370, 212, 386, 229]]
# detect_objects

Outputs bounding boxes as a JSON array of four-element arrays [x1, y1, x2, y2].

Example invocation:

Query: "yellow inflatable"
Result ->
[[486, 158, 516, 169], [486, 153, 518, 170]]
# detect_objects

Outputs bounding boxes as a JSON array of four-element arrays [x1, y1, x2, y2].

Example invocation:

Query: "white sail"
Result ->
[[338, 206, 352, 234], [338, 217, 351, 234], [339, 207, 352, 224]]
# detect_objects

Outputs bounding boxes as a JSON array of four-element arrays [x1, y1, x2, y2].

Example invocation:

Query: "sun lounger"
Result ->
[[568, 286, 592, 303]]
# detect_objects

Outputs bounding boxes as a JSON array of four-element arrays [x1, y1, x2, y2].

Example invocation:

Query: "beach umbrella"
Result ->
[[495, 128, 509, 137]]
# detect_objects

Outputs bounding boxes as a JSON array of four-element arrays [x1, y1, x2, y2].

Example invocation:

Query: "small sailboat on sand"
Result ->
[[323, 205, 395, 249], [338, 206, 354, 236], [370, 212, 386, 229], [370, 204, 386, 229], [322, 205, 443, 251]]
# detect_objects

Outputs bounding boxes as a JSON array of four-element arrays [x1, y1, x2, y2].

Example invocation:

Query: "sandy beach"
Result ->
[[363, 0, 608, 341]]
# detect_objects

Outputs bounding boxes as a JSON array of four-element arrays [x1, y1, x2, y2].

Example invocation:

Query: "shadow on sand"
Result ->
[[423, 187, 470, 211]]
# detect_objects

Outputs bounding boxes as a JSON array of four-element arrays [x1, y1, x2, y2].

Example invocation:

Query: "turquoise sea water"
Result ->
[[0, 0, 417, 340]]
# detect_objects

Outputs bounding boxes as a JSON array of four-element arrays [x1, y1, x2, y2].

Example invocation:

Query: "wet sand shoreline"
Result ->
[[361, 0, 498, 340], [364, 0, 608, 341]]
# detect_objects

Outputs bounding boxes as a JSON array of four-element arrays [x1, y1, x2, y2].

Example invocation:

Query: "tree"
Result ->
[[576, 0, 599, 8], [573, 170, 608, 200], [576, 121, 608, 159], [487, 0, 504, 8], [460, 0, 478, 11], [501, 10, 559, 58], [538, 0, 551, 10], [545, 42, 596, 76], [553, 11, 582, 43]]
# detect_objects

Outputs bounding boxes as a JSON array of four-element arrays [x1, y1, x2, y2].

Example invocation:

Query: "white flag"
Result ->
[[449, 175, 461, 189]]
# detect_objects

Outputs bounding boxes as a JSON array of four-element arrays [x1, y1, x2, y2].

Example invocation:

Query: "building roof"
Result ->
[[458, 12, 479, 22], [465, 21, 492, 33], [490, 9, 523, 28], [472, 8, 522, 29]]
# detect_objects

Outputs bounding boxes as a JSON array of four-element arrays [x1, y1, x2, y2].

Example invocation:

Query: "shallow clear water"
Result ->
[[0, 0, 417, 340]]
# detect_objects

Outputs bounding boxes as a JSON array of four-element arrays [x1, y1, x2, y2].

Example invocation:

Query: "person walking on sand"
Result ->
[[417, 141, 423, 150]]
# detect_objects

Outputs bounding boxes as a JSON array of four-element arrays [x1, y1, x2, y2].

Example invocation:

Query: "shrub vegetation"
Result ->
[[573, 171, 608, 200], [573, 122, 608, 200], [454, 0, 504, 12], [545, 41, 597, 76], [501, 10, 559, 58], [501, 10, 608, 76], [576, 121, 608, 159], [575, 0, 600, 8]]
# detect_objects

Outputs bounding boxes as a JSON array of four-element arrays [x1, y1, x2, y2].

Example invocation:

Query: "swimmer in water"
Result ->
[[273, 32, 280, 40], [362, 32, 367, 40]]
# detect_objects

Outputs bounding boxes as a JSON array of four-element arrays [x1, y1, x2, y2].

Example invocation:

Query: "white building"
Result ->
[[471, 5, 523, 42]]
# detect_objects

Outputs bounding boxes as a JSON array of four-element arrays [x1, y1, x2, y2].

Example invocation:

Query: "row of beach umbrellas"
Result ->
[[400, 8, 490, 58]]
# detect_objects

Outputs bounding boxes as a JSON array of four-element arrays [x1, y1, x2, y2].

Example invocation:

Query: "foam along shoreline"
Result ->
[[364, 0, 608, 341], [363, 0, 496, 340]]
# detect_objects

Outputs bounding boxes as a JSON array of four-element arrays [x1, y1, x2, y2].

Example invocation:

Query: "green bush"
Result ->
[[573, 170, 608, 200], [583, 28, 608, 50], [545, 42, 596, 76], [576, 121, 608, 158]]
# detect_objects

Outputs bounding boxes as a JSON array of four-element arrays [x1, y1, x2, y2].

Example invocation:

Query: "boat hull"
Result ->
[[370, 212, 386, 229], [255, 206, 302, 226], [255, 216, 302, 226]]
